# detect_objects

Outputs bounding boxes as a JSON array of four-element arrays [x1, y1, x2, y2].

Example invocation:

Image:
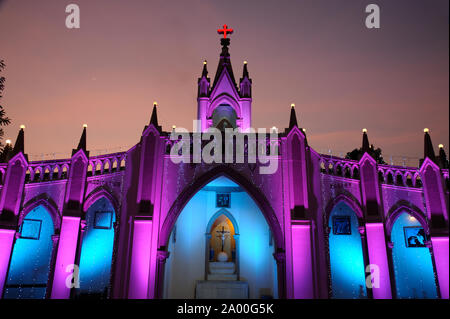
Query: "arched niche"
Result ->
[[4, 205, 55, 299], [77, 197, 116, 298], [327, 201, 367, 299], [388, 211, 438, 299], [206, 209, 239, 263], [163, 175, 279, 299]]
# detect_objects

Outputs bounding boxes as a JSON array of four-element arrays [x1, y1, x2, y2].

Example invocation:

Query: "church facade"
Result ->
[[0, 29, 448, 299]]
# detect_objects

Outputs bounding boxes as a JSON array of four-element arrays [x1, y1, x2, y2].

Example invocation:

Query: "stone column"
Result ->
[[155, 250, 170, 299], [290, 221, 314, 299], [50, 216, 81, 299], [233, 234, 240, 280], [273, 250, 286, 299], [0, 228, 15, 297], [128, 217, 153, 299], [45, 234, 60, 298], [430, 236, 449, 299], [365, 223, 392, 299], [358, 225, 373, 299]]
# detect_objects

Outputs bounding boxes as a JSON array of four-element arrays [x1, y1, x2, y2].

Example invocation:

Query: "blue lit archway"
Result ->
[[390, 212, 438, 299], [77, 197, 116, 298], [4, 205, 55, 299], [328, 201, 367, 298]]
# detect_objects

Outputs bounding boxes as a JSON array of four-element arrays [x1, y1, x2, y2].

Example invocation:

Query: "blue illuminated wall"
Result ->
[[328, 202, 367, 298], [77, 197, 116, 297], [4, 206, 54, 299], [391, 212, 438, 299]]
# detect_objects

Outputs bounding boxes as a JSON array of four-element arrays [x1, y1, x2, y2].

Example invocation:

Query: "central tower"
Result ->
[[197, 25, 253, 132]]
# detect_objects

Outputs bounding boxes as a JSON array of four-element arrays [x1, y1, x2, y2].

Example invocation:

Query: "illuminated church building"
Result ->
[[0, 26, 448, 300]]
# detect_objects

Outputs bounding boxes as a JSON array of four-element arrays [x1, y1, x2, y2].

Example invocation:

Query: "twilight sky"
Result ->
[[0, 0, 448, 165]]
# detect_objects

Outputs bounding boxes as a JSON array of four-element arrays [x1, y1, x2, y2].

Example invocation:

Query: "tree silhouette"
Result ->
[[0, 59, 12, 160], [345, 144, 386, 164]]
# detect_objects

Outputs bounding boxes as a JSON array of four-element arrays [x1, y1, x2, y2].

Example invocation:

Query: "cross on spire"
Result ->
[[217, 24, 233, 39]]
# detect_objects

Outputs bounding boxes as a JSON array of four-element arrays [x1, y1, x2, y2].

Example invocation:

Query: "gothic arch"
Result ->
[[385, 201, 429, 237], [325, 192, 364, 223], [324, 193, 368, 299], [83, 187, 119, 214], [159, 165, 284, 251], [207, 93, 241, 119], [206, 208, 240, 235], [20, 195, 61, 231]]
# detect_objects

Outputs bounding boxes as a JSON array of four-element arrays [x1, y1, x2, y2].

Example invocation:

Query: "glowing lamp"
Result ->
[[20, 125, 25, 129], [409, 215, 416, 222], [439, 144, 444, 149], [244, 61, 247, 65], [203, 60, 207, 65], [291, 103, 295, 108], [303, 128, 306, 132], [271, 126, 277, 133], [362, 128, 367, 133], [424, 128, 429, 133], [153, 101, 158, 107], [5, 139, 11, 145], [172, 125, 176, 130], [83, 124, 88, 128]]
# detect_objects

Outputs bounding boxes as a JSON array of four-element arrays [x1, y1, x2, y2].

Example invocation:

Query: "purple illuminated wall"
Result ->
[[0, 36, 448, 300]]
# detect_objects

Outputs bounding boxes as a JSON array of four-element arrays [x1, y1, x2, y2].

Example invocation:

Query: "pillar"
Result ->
[[291, 221, 314, 298], [128, 217, 153, 299], [0, 228, 15, 296]]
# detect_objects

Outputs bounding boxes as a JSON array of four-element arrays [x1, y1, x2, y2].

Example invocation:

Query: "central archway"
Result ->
[[158, 166, 285, 299]]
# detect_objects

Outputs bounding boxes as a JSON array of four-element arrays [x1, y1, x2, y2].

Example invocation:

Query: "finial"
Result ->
[[20, 124, 25, 129], [424, 128, 429, 133]]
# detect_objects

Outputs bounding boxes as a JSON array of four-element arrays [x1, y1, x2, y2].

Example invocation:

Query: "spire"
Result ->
[[438, 144, 448, 169], [239, 61, 252, 98], [242, 61, 249, 78], [289, 103, 298, 129], [202, 60, 208, 77], [72, 124, 88, 156], [423, 128, 436, 162], [198, 61, 210, 97], [150, 102, 159, 127], [12, 125, 25, 155], [362, 128, 370, 153], [211, 25, 238, 92]]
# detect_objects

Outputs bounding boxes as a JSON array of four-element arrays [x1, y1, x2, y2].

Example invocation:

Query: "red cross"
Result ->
[[217, 24, 233, 39]]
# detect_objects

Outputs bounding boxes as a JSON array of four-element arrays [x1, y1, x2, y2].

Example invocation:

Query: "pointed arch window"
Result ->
[[390, 212, 438, 298], [77, 197, 116, 298], [4, 206, 55, 299], [327, 201, 367, 298]]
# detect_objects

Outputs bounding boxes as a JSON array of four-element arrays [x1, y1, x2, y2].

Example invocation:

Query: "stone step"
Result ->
[[207, 273, 238, 281], [209, 262, 235, 274]]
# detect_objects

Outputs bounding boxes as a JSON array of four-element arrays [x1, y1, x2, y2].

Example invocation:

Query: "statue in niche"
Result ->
[[209, 215, 235, 263], [216, 226, 230, 262]]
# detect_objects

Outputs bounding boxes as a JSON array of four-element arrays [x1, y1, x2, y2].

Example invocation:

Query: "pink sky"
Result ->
[[0, 0, 448, 165]]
